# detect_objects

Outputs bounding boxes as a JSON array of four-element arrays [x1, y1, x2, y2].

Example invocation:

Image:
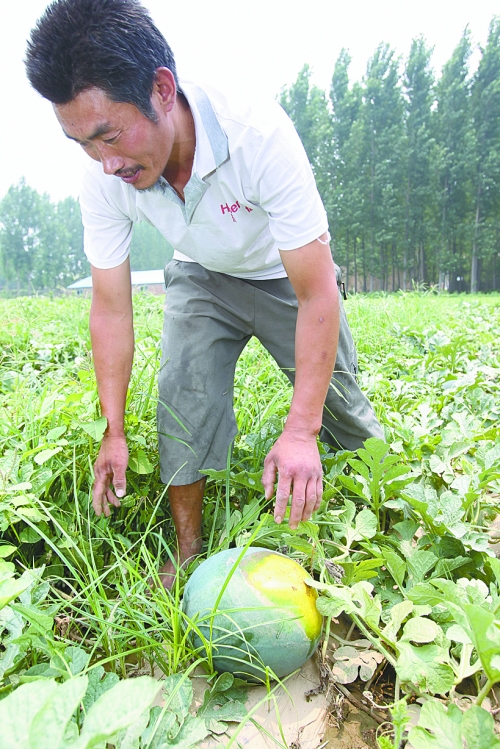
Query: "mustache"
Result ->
[[115, 165, 143, 177]]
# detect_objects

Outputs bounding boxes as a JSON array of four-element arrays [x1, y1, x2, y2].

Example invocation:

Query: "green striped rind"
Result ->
[[182, 547, 322, 680]]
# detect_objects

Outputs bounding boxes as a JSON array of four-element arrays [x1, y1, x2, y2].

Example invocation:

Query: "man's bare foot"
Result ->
[[157, 547, 201, 591], [148, 478, 205, 593]]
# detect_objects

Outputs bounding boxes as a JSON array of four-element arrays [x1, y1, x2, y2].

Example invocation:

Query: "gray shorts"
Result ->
[[157, 260, 383, 486]]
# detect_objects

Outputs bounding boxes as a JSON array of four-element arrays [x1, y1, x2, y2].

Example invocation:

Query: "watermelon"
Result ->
[[182, 546, 322, 681]]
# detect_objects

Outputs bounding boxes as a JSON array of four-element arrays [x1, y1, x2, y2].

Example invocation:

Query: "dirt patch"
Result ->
[[323, 702, 380, 749]]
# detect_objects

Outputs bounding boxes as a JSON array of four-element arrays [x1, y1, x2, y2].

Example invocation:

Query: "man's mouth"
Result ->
[[117, 167, 143, 184]]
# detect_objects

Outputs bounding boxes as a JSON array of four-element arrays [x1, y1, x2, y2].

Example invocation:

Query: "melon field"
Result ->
[[1, 290, 500, 748]]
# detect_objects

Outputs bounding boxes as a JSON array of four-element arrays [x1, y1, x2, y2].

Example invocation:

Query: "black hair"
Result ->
[[25, 0, 178, 121]]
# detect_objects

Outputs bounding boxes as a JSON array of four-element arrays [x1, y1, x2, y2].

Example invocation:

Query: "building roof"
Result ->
[[68, 269, 165, 290]]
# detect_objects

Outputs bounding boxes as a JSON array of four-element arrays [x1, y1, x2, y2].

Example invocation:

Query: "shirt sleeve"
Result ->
[[79, 164, 134, 269], [249, 104, 328, 251]]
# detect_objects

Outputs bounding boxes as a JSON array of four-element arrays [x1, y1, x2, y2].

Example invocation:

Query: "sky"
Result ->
[[1, 0, 498, 202]]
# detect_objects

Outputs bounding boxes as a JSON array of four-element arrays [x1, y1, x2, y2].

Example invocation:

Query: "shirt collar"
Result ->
[[180, 79, 229, 179], [149, 81, 229, 223]]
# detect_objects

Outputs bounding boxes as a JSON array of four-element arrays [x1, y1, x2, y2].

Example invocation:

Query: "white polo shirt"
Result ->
[[80, 80, 328, 280]]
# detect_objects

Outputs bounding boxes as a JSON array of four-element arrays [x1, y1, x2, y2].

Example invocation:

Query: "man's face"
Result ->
[[55, 87, 173, 190]]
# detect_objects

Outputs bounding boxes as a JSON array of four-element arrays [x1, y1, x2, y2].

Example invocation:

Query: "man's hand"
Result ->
[[262, 428, 323, 530], [92, 432, 129, 517]]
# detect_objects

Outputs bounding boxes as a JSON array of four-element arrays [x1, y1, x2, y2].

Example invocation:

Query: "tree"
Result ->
[[359, 44, 406, 290], [129, 222, 174, 271], [279, 65, 335, 225], [330, 50, 364, 290], [470, 17, 500, 291], [0, 182, 88, 293], [434, 31, 474, 291], [404, 37, 436, 287], [0, 179, 42, 293]]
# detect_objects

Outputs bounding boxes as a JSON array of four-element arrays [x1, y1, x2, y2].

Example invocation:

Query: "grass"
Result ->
[[1, 290, 500, 746]]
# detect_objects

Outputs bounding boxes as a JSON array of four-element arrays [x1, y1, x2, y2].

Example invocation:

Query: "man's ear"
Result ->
[[152, 67, 177, 113]]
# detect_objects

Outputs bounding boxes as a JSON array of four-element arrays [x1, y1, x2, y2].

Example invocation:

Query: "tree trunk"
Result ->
[[354, 235, 358, 294], [362, 234, 367, 292], [345, 229, 350, 293], [470, 196, 481, 294]]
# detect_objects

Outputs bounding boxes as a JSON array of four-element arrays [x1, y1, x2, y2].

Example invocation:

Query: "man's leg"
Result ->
[[156, 262, 253, 588], [157, 477, 205, 588]]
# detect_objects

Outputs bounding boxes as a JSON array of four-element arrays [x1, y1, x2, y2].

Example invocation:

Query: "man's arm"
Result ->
[[89, 258, 134, 516], [262, 234, 339, 529]]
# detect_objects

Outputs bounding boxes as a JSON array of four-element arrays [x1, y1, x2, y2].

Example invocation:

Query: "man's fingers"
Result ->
[[290, 474, 323, 528], [301, 479, 318, 522], [275, 473, 292, 524], [92, 494, 103, 517], [112, 475, 127, 499], [107, 488, 122, 508], [262, 458, 278, 501], [314, 476, 323, 511], [92, 475, 107, 516]]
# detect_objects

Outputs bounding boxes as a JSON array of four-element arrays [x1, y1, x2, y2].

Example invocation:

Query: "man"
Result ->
[[26, 0, 383, 588]]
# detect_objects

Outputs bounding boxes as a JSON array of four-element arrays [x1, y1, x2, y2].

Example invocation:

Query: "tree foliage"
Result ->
[[1, 20, 500, 295], [0, 183, 171, 294], [280, 18, 500, 292]]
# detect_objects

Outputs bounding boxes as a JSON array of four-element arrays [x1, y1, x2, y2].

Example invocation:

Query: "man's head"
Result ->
[[25, 0, 178, 122]]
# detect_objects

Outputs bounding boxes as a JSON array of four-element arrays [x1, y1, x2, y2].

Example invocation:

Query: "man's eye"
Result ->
[[103, 136, 118, 145]]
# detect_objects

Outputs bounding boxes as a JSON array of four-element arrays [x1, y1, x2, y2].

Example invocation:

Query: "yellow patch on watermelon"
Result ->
[[244, 553, 322, 641]]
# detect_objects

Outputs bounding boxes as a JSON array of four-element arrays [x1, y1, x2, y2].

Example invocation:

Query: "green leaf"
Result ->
[[381, 548, 406, 588], [402, 484, 439, 528], [81, 417, 107, 442], [484, 443, 500, 471], [407, 550, 438, 584], [11, 603, 53, 635], [231, 470, 265, 493], [383, 600, 414, 642], [400, 617, 442, 644], [128, 449, 154, 474], [162, 673, 193, 721], [392, 520, 419, 541], [199, 695, 247, 734], [0, 570, 35, 609], [115, 710, 150, 749], [408, 701, 466, 749], [29, 676, 88, 749], [74, 676, 161, 749], [337, 473, 369, 501], [20, 526, 42, 544], [461, 704, 500, 748], [355, 508, 377, 539], [396, 642, 455, 695], [462, 604, 500, 684], [165, 715, 209, 747], [341, 558, 383, 585], [51, 646, 90, 677], [34, 448, 62, 466], [488, 557, 500, 588], [352, 582, 382, 629], [0, 680, 58, 749], [142, 708, 178, 749], [315, 586, 355, 618], [358, 437, 391, 466], [82, 667, 119, 713], [46, 426, 67, 441], [0, 545, 16, 558], [433, 556, 470, 578], [409, 700, 500, 749], [282, 534, 314, 554]]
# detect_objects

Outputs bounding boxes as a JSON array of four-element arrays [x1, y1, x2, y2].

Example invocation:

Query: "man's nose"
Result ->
[[95, 144, 124, 175]]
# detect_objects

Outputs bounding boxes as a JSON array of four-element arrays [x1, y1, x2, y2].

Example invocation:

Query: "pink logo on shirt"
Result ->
[[220, 201, 253, 222]]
